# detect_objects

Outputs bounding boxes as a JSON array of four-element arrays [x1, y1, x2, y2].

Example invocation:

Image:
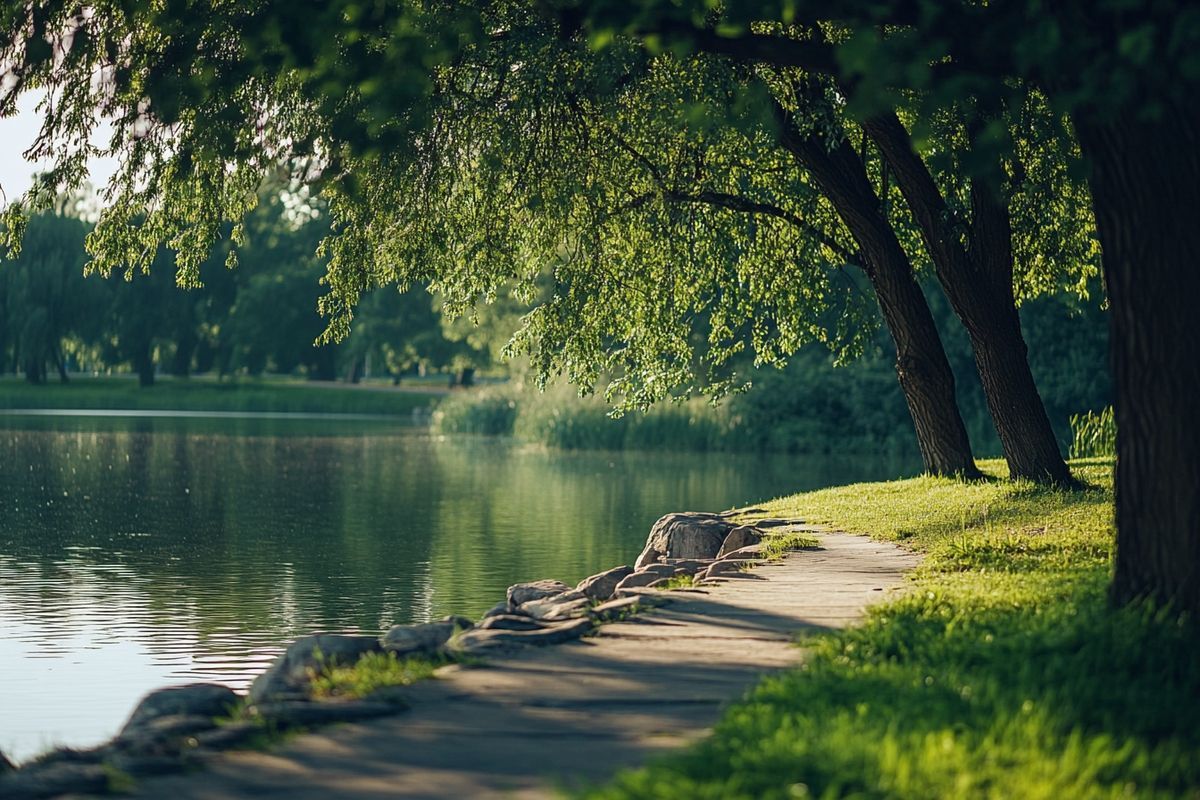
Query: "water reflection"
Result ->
[[0, 415, 917, 760]]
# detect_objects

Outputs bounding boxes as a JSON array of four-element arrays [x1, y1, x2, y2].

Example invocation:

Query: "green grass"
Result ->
[[584, 459, 1200, 799], [661, 574, 699, 590], [1071, 407, 1116, 459], [307, 652, 446, 700], [0, 375, 439, 416], [758, 532, 821, 561]]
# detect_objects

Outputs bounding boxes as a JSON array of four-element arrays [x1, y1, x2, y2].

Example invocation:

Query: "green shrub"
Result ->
[[432, 385, 520, 435]]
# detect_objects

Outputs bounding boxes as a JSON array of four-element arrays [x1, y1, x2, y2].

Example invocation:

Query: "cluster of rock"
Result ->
[[0, 510, 808, 799]]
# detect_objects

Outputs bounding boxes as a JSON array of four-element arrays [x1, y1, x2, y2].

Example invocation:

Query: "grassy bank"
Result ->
[[432, 382, 921, 455], [586, 460, 1200, 799], [0, 376, 440, 416]]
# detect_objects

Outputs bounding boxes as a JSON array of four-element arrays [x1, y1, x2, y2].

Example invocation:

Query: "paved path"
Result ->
[[135, 533, 919, 799]]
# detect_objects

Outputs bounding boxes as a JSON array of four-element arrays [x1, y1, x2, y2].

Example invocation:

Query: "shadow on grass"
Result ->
[[585, 571, 1200, 799]]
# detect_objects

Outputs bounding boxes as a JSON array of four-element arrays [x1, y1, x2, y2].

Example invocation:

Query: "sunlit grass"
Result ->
[[585, 459, 1200, 799], [759, 532, 821, 561]]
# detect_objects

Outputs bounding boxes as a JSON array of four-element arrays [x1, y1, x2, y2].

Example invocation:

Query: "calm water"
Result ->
[[0, 413, 916, 761]]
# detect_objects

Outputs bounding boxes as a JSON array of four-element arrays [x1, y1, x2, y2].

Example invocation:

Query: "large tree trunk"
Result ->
[[778, 109, 980, 478], [864, 112, 1072, 486], [1075, 105, 1200, 614]]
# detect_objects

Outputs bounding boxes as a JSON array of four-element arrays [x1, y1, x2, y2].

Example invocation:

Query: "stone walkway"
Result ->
[[133, 533, 919, 799]]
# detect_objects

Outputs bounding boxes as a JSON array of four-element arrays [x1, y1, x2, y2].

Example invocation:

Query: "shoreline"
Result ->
[[0, 510, 828, 796]]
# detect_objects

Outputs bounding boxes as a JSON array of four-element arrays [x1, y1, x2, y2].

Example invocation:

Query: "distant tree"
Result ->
[[0, 208, 101, 382]]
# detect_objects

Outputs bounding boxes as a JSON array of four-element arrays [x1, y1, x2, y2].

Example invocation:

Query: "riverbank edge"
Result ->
[[582, 458, 1200, 800], [0, 511, 822, 798], [0, 376, 445, 418]]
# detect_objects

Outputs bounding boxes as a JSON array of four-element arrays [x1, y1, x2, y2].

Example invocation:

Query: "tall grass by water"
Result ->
[[433, 383, 741, 451], [432, 381, 920, 455], [1070, 406, 1116, 458]]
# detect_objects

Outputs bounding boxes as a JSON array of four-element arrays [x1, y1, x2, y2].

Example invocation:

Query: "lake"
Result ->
[[0, 412, 917, 762]]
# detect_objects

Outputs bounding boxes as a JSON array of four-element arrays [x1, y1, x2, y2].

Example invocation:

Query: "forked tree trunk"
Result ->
[[778, 110, 980, 478], [1075, 106, 1200, 615], [864, 112, 1073, 486]]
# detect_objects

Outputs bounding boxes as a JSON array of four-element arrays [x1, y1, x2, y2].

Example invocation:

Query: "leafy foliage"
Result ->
[[0, 1, 1108, 412]]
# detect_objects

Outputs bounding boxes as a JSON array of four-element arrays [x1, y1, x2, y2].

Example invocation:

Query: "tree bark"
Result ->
[[864, 112, 1073, 486], [778, 110, 980, 478], [1074, 105, 1200, 614]]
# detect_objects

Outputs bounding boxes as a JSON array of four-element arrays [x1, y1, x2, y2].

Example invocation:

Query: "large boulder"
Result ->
[[0, 748, 13, 773], [506, 579, 572, 610], [380, 617, 470, 658], [120, 683, 240, 735], [717, 526, 763, 558], [248, 634, 381, 704], [635, 513, 736, 568], [576, 565, 634, 602]]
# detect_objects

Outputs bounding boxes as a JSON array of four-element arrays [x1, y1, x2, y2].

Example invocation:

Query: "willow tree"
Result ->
[[591, 1, 1200, 609], [2, 1, 1193, 608], [0, 1, 986, 476]]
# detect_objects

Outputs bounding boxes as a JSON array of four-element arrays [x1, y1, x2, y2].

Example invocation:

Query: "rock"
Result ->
[[252, 699, 397, 730], [662, 558, 714, 573], [482, 601, 509, 618], [703, 560, 755, 580], [116, 714, 219, 753], [614, 571, 668, 593], [192, 721, 265, 751], [107, 752, 195, 778], [120, 683, 240, 734], [449, 617, 593, 656], [441, 614, 475, 630], [717, 525, 763, 558], [588, 594, 658, 622], [518, 592, 590, 621], [0, 748, 12, 773], [0, 763, 109, 799], [506, 579, 573, 609], [248, 634, 381, 704], [636, 563, 684, 578], [22, 747, 102, 768], [719, 543, 765, 561], [635, 512, 736, 568], [380, 621, 457, 657], [575, 565, 634, 602], [476, 615, 546, 631]]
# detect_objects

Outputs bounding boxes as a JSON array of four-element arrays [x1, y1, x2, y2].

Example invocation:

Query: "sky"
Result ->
[[0, 92, 118, 207]]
